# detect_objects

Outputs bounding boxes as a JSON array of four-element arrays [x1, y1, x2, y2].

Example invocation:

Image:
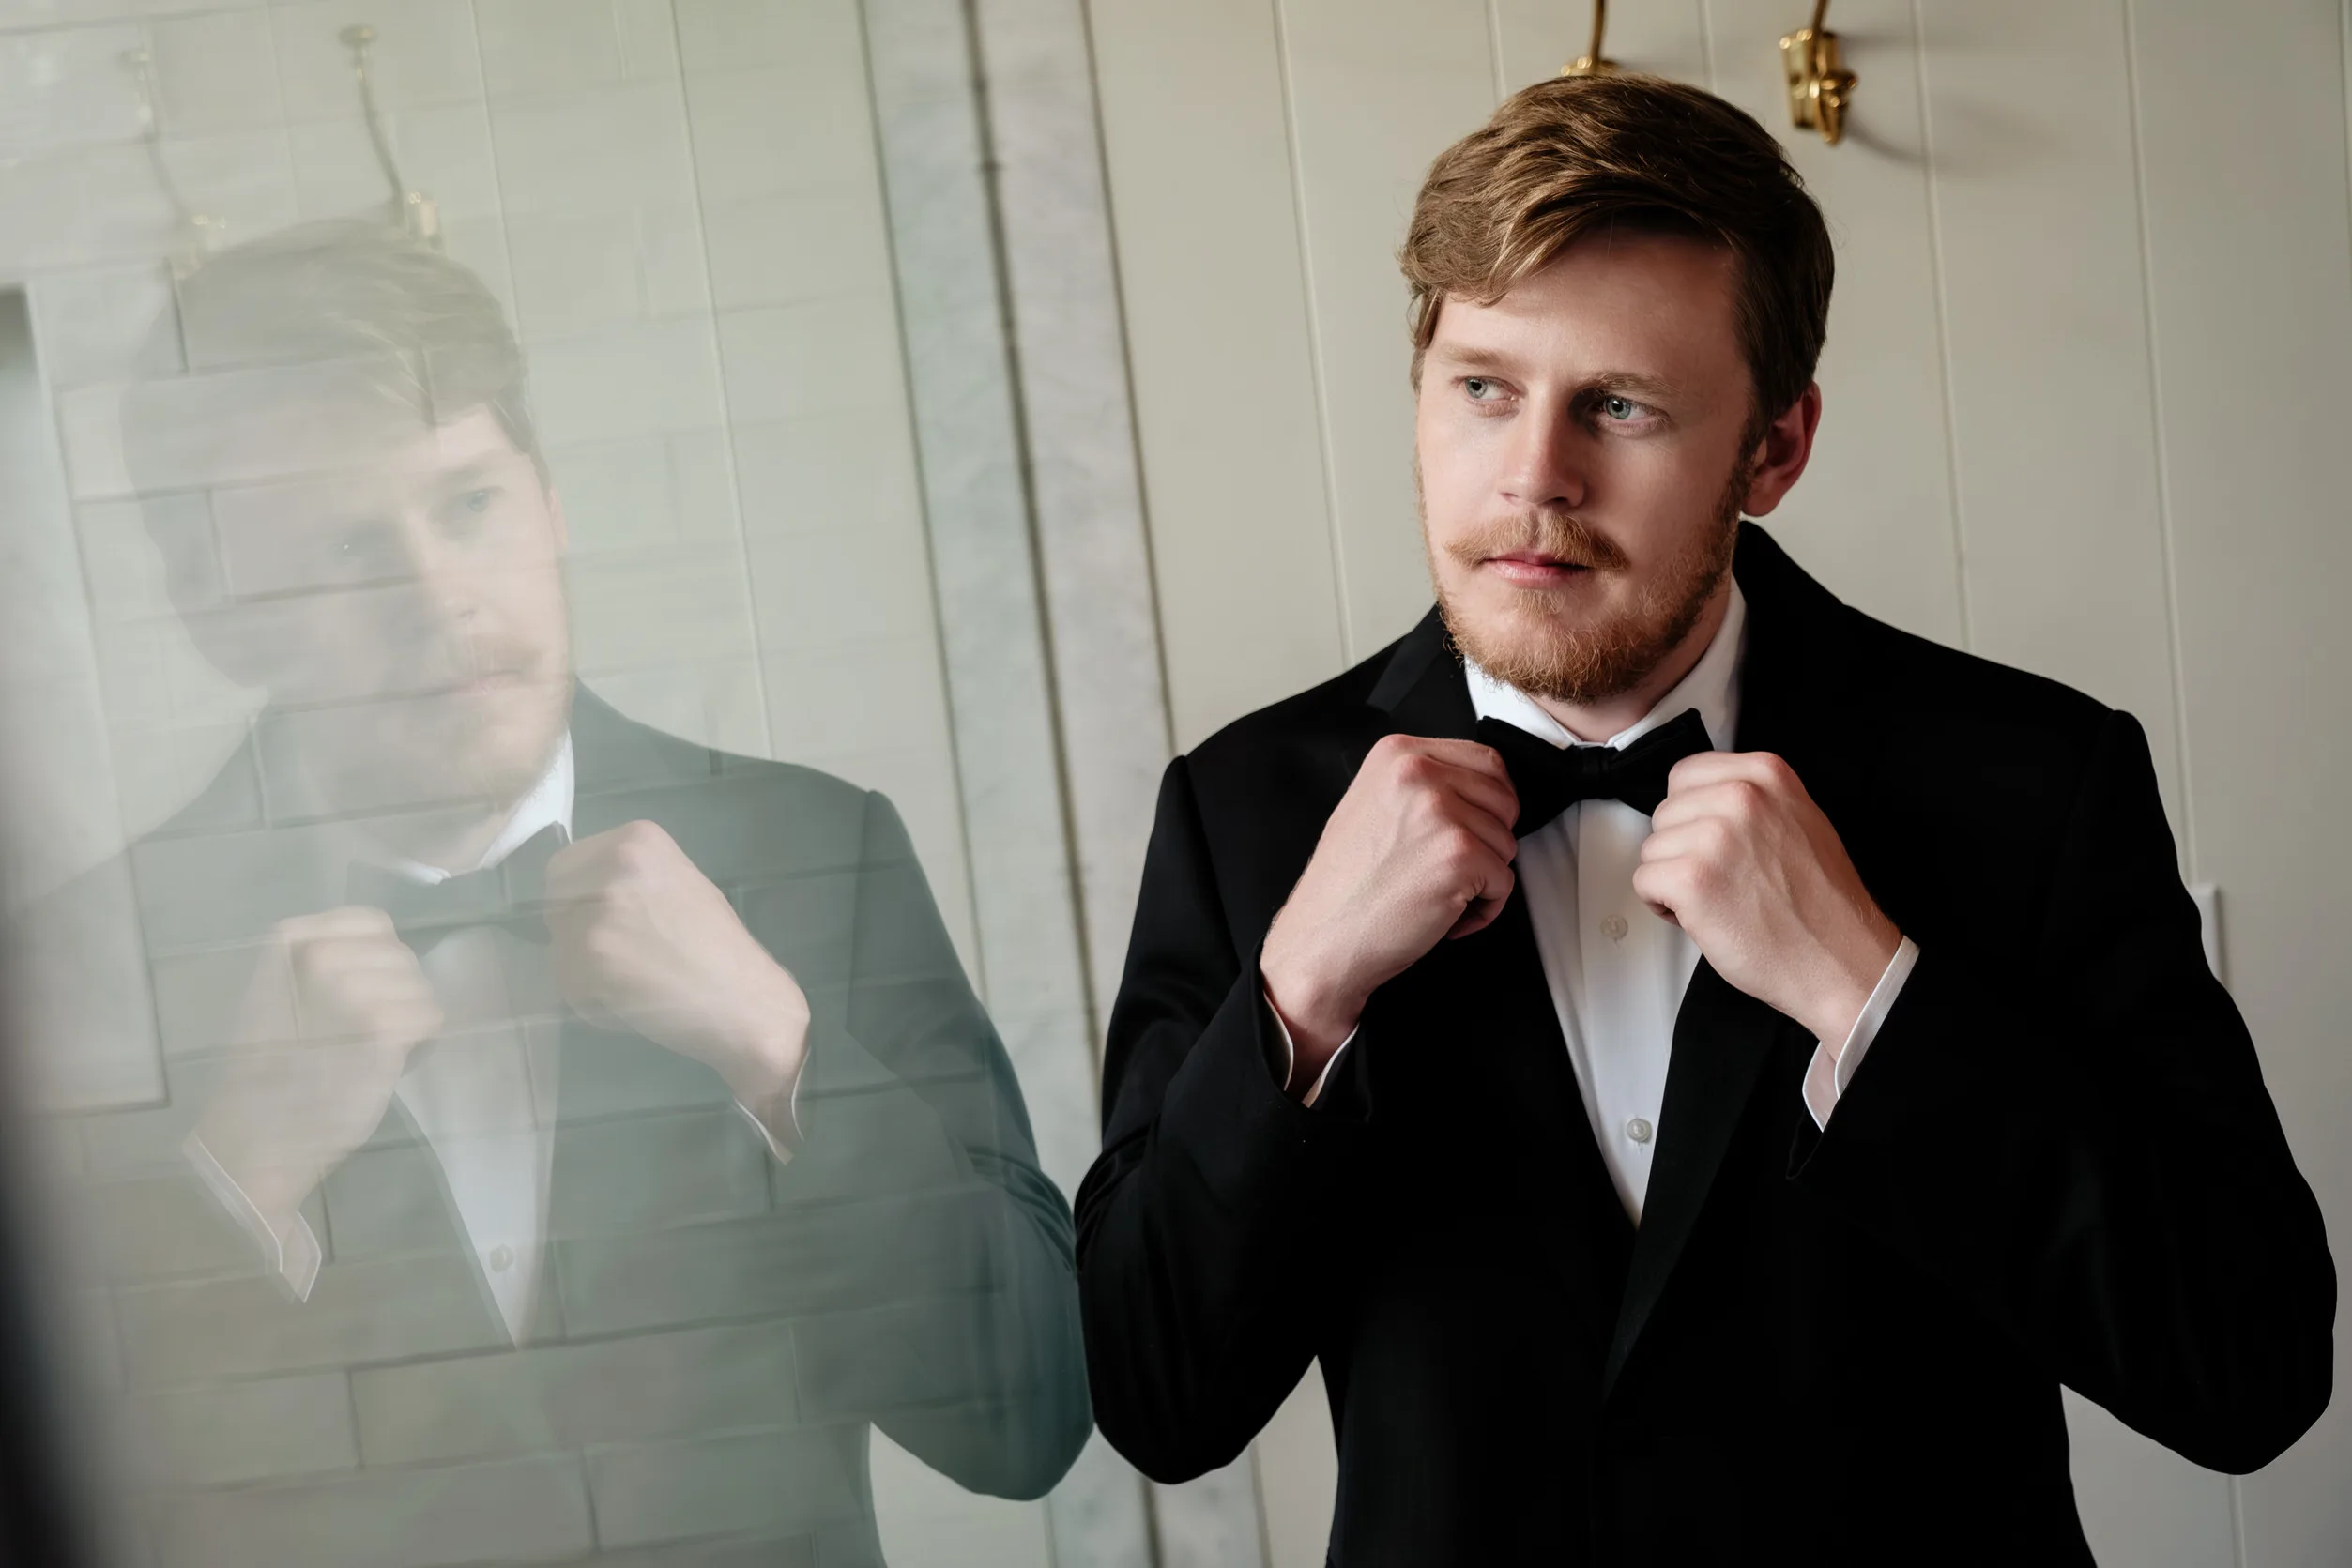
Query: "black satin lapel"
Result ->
[[1375, 616, 1479, 743], [1601, 959, 1793, 1398]]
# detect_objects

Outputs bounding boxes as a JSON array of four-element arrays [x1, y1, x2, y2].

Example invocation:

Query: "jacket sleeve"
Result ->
[[768, 789, 1091, 1499], [1074, 755, 1370, 1483], [1794, 709, 2336, 1473]]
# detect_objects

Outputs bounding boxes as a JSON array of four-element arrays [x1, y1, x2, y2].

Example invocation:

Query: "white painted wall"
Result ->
[[1085, 1, 2352, 1563]]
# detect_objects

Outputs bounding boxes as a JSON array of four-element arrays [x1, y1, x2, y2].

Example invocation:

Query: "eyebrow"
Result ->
[[1425, 344, 1681, 401]]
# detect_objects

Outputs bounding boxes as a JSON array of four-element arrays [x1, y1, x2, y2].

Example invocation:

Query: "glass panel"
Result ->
[[0, 2, 1118, 1562]]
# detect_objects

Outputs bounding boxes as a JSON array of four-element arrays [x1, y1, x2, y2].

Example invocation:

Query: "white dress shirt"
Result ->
[[188, 731, 801, 1339], [1275, 583, 1919, 1225]]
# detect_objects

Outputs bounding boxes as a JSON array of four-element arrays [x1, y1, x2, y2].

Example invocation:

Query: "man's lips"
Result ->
[[1483, 552, 1596, 585]]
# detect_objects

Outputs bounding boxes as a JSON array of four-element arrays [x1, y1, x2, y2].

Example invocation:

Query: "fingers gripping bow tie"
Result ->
[[1473, 707, 1715, 835]]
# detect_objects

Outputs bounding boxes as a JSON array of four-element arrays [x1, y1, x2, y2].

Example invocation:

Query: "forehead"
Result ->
[[1427, 228, 1743, 379]]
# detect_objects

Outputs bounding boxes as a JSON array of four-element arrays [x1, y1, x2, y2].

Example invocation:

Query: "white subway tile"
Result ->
[[288, 108, 497, 224], [153, 128, 298, 236], [30, 265, 181, 388], [759, 633, 946, 760], [147, 9, 283, 135], [714, 293, 904, 425], [744, 521, 937, 653], [505, 206, 646, 340], [473, 0, 620, 97], [488, 79, 694, 218], [525, 314, 724, 445], [568, 539, 759, 670], [701, 185, 893, 311], [612, 0, 680, 81], [271, 0, 483, 123], [0, 144, 177, 275], [542, 434, 677, 554], [680, 64, 877, 204], [0, 26, 149, 158], [664, 425, 740, 543], [674, 0, 861, 73], [635, 201, 711, 317], [727, 412, 924, 541]]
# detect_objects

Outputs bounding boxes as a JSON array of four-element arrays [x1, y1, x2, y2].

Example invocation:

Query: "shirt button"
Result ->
[[1625, 1118, 1654, 1145], [1600, 913, 1629, 941], [488, 1244, 514, 1272]]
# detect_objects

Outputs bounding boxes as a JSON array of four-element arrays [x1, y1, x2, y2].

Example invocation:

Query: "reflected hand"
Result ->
[[543, 821, 812, 1121], [194, 906, 444, 1236]]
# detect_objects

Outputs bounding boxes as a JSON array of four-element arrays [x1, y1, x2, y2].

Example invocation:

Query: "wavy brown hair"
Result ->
[[1401, 72, 1833, 430]]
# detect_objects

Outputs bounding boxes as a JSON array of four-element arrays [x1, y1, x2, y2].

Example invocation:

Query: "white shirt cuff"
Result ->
[[1260, 983, 1358, 1108], [733, 1063, 806, 1165], [182, 1132, 322, 1302], [1802, 936, 1920, 1131]]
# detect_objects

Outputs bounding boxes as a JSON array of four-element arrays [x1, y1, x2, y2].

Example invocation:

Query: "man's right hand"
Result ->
[[1259, 735, 1519, 1086], [192, 906, 442, 1239]]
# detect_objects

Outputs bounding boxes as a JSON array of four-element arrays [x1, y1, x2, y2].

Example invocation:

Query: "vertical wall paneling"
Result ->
[[1910, 0, 2185, 828], [2129, 4, 2352, 1564], [1271, 0, 1491, 662], [1084, 0, 1345, 754], [1704, 0, 1967, 647]]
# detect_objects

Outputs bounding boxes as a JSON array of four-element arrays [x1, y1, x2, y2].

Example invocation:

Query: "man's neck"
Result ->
[[1526, 575, 1735, 743], [292, 734, 571, 876]]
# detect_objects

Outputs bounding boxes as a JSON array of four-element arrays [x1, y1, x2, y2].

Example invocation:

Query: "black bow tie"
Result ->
[[1473, 707, 1715, 834], [346, 824, 568, 954]]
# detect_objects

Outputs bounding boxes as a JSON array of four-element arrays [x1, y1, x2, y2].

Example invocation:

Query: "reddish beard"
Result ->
[[1430, 452, 1750, 706]]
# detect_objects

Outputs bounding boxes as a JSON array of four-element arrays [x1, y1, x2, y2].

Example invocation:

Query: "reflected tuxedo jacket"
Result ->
[[31, 688, 1087, 1567], [1076, 523, 2334, 1565]]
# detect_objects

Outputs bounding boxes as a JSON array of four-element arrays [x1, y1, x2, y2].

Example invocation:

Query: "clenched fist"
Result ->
[[1634, 750, 1901, 1049], [543, 820, 812, 1125], [193, 906, 444, 1237], [1260, 735, 1520, 1088]]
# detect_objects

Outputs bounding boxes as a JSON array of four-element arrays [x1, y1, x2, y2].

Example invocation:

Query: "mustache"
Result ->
[[1443, 510, 1631, 572]]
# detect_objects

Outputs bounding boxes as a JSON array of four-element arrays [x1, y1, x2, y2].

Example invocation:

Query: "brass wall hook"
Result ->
[[339, 23, 442, 246], [1779, 0, 1856, 145], [1563, 0, 1615, 77]]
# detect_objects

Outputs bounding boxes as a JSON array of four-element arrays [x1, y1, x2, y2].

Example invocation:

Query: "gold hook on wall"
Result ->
[[1563, 0, 1615, 77], [123, 39, 229, 280], [1779, 0, 1856, 145], [339, 24, 442, 246]]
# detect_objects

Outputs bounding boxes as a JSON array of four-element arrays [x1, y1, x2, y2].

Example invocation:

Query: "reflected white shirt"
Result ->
[[1275, 584, 1918, 1224], [188, 731, 801, 1338]]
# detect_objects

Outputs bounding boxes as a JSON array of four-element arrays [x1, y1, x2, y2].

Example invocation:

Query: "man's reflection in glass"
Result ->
[[37, 219, 1087, 1566]]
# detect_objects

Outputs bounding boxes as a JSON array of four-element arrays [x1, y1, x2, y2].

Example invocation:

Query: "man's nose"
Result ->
[[1499, 401, 1590, 512]]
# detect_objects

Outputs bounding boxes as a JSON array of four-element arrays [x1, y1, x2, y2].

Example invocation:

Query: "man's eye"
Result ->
[[461, 488, 496, 513], [1463, 376, 1504, 402], [1601, 395, 1642, 421]]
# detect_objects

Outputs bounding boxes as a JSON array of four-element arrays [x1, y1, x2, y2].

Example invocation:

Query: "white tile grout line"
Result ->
[[1908, 0, 1973, 657]]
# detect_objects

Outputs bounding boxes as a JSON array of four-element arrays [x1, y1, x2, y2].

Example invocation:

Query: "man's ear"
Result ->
[[1739, 382, 1824, 518]]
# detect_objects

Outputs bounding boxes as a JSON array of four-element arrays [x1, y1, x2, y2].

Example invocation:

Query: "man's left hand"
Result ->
[[1633, 752, 1900, 1051], [544, 821, 811, 1120]]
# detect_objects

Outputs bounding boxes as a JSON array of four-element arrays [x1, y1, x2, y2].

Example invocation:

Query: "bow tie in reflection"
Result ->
[[346, 824, 569, 955], [1473, 707, 1716, 834]]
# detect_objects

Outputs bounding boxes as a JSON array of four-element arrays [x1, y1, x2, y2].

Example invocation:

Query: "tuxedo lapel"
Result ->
[[1602, 522, 1858, 1400]]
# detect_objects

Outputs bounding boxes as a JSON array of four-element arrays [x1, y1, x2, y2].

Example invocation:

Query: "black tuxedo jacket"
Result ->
[[27, 689, 1087, 1565], [1076, 524, 2333, 1565]]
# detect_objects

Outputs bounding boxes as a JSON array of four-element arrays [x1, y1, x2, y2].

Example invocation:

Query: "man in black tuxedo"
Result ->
[[1075, 73, 2333, 1563], [18, 220, 1086, 1564]]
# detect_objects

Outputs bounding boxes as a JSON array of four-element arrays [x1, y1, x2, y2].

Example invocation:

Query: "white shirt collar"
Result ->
[[1464, 580, 1746, 753], [385, 731, 575, 885]]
